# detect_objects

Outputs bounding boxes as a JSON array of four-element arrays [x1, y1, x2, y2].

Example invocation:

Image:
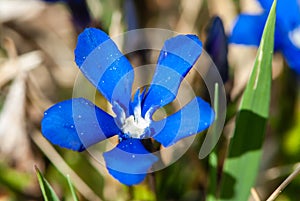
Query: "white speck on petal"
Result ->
[[132, 154, 135, 158], [289, 26, 300, 49], [58, 105, 62, 109]]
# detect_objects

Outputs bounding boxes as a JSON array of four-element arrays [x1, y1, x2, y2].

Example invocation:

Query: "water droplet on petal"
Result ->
[[58, 105, 62, 109], [132, 154, 135, 158]]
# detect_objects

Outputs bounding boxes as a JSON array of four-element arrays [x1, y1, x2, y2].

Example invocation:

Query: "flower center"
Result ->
[[112, 90, 152, 139], [289, 26, 300, 49], [121, 114, 150, 138]]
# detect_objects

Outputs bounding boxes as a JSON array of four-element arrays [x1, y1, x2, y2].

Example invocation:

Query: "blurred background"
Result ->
[[0, 0, 299, 200]]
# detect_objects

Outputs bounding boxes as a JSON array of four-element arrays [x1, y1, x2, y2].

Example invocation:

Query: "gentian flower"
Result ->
[[205, 16, 229, 83], [41, 28, 214, 185], [230, 0, 300, 73]]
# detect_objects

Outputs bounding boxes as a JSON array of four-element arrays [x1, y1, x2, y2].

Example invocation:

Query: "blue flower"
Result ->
[[230, 0, 300, 73], [41, 28, 214, 185], [205, 16, 229, 83]]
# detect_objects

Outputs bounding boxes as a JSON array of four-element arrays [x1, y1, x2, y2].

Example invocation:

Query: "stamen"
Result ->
[[121, 114, 150, 138], [119, 90, 151, 139]]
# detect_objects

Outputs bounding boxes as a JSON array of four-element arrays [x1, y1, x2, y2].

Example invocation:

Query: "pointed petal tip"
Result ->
[[142, 34, 203, 113], [74, 28, 134, 108], [103, 139, 157, 185], [185, 34, 203, 47], [75, 28, 110, 67], [41, 98, 118, 152], [107, 168, 147, 186]]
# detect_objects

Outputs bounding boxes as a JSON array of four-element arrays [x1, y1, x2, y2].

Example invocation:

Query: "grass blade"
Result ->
[[35, 166, 60, 201], [67, 175, 79, 201], [207, 83, 220, 201], [220, 0, 277, 200]]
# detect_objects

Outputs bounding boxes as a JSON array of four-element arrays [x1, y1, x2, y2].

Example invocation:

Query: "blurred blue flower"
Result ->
[[230, 0, 300, 73], [41, 28, 214, 185], [205, 16, 229, 83]]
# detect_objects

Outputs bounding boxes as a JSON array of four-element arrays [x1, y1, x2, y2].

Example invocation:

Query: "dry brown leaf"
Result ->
[[0, 0, 45, 23], [0, 72, 34, 171], [207, 0, 237, 33], [175, 0, 203, 33], [0, 51, 43, 88]]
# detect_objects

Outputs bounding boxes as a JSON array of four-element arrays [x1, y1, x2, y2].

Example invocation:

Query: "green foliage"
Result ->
[[67, 175, 79, 201], [0, 163, 32, 194], [36, 166, 81, 201], [220, 0, 277, 200], [36, 166, 60, 201]]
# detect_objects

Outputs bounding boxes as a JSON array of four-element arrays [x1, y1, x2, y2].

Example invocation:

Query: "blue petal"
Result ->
[[230, 14, 267, 46], [276, 1, 300, 32], [258, 0, 300, 44], [103, 138, 158, 186], [74, 28, 134, 113], [41, 98, 119, 151], [258, 0, 300, 19], [142, 35, 203, 115], [150, 97, 214, 147], [281, 37, 300, 73], [257, 0, 273, 10]]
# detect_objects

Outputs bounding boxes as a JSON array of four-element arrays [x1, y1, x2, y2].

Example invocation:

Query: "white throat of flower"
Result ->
[[114, 100, 151, 139], [122, 114, 150, 139], [289, 26, 300, 49]]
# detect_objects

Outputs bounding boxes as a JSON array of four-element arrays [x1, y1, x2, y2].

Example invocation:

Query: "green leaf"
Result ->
[[35, 166, 60, 201], [0, 163, 32, 193], [207, 83, 220, 201], [220, 0, 277, 200], [66, 175, 79, 201]]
